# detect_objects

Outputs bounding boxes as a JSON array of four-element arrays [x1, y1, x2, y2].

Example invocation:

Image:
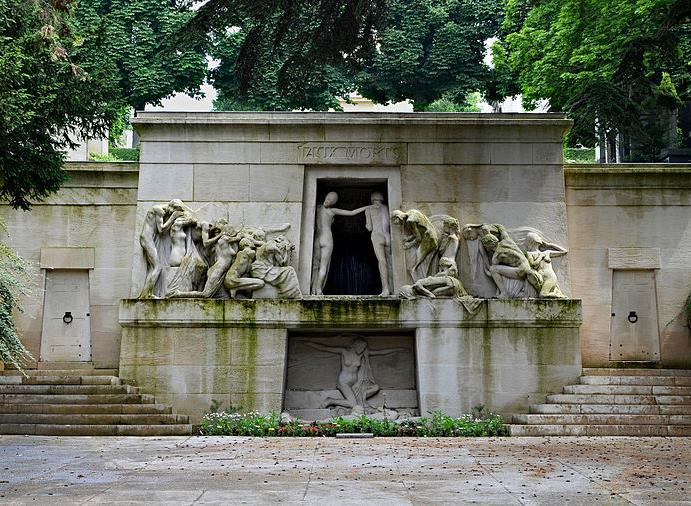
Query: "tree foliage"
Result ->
[[357, 0, 502, 110], [209, 0, 502, 111], [0, 222, 33, 371], [494, 0, 691, 159], [73, 0, 208, 110], [0, 0, 119, 209]]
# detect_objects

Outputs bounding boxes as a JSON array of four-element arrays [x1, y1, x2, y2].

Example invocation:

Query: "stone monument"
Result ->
[[119, 112, 582, 423]]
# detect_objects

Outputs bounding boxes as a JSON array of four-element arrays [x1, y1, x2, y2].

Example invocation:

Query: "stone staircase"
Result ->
[[510, 368, 691, 436], [0, 369, 192, 436]]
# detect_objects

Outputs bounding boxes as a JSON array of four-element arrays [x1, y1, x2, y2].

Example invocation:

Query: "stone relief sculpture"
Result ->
[[365, 192, 392, 296], [399, 257, 482, 314], [250, 235, 302, 298], [391, 209, 439, 281], [462, 223, 567, 299], [312, 192, 369, 295], [305, 335, 405, 414], [137, 200, 300, 299], [138, 203, 182, 299]]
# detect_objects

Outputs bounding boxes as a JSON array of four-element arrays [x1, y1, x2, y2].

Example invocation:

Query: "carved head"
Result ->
[[481, 233, 499, 252], [370, 191, 384, 205], [525, 232, 543, 249], [323, 191, 338, 207], [438, 257, 459, 277], [239, 237, 253, 249], [350, 337, 368, 354], [442, 217, 460, 234]]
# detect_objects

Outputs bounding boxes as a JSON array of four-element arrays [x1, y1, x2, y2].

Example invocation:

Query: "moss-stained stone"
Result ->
[[119, 298, 582, 420]]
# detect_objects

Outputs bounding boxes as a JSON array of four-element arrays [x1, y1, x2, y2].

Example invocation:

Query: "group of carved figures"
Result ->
[[138, 199, 301, 299], [138, 198, 567, 303], [392, 210, 567, 302]]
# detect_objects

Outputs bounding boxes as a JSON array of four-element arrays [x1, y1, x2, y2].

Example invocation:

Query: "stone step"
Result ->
[[1, 369, 118, 377], [0, 403, 173, 415], [546, 393, 691, 405], [579, 375, 691, 386], [581, 368, 691, 377], [563, 384, 691, 395], [529, 403, 691, 415], [0, 423, 193, 436], [0, 413, 188, 425], [509, 424, 691, 437], [0, 393, 155, 404], [0, 384, 138, 395], [513, 413, 691, 425], [0, 376, 121, 386]]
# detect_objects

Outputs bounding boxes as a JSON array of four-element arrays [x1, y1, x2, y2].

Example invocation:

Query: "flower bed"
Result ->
[[199, 410, 509, 437]]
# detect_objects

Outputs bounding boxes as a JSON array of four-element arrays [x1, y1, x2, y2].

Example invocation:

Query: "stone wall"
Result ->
[[0, 162, 138, 368], [131, 113, 573, 297], [565, 164, 691, 367], [119, 298, 582, 423]]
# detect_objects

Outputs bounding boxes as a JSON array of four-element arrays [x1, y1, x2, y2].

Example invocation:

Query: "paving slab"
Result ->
[[0, 436, 689, 505]]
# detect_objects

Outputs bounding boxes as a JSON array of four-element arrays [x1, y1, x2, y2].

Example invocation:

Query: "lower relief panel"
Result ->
[[284, 331, 419, 421]]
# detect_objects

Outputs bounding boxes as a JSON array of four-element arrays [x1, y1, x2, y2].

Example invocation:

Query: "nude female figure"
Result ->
[[524, 231, 567, 298], [313, 192, 368, 295], [172, 221, 238, 298], [365, 192, 392, 296], [138, 205, 181, 298], [305, 337, 405, 411], [224, 237, 265, 297]]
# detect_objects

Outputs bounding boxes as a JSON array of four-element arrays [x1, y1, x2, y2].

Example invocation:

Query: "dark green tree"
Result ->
[[494, 0, 691, 160], [357, 0, 503, 111], [179, 0, 385, 110], [209, 0, 502, 111], [210, 9, 355, 111], [0, 0, 119, 209], [73, 0, 208, 112]]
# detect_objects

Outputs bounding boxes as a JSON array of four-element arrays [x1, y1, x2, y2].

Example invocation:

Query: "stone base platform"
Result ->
[[119, 298, 582, 423]]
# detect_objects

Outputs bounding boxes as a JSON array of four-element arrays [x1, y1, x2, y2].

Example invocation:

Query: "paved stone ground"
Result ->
[[0, 436, 689, 505]]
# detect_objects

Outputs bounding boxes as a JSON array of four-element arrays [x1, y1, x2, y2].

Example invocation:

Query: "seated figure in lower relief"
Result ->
[[399, 257, 482, 314], [305, 336, 405, 415]]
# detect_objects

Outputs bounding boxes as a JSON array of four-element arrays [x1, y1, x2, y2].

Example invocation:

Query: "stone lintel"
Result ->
[[40, 247, 95, 270], [608, 248, 661, 270], [119, 298, 582, 329]]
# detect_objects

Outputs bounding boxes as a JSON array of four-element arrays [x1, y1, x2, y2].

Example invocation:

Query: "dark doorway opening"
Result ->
[[316, 179, 388, 295]]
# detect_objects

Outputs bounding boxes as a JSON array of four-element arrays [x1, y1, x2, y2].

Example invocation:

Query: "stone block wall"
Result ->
[[565, 165, 691, 367], [1, 162, 138, 368], [119, 298, 582, 423]]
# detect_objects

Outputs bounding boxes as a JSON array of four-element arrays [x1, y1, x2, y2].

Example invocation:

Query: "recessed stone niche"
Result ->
[[284, 331, 419, 420], [313, 179, 391, 295]]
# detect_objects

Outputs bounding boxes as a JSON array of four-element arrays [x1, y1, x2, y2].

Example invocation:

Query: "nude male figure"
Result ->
[[365, 192, 392, 295]]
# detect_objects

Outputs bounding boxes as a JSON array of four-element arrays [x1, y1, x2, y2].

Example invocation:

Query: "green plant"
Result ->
[[0, 221, 33, 372], [685, 292, 691, 330], [109, 147, 140, 161], [88, 152, 120, 162], [198, 409, 509, 437]]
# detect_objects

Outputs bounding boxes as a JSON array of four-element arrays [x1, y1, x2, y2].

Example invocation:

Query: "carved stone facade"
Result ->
[[5, 114, 691, 423]]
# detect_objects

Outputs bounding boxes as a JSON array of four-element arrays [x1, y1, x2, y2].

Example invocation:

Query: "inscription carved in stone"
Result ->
[[298, 143, 405, 165]]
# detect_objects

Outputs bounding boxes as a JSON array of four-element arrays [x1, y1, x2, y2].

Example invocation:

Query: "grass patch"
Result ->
[[199, 409, 509, 437]]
